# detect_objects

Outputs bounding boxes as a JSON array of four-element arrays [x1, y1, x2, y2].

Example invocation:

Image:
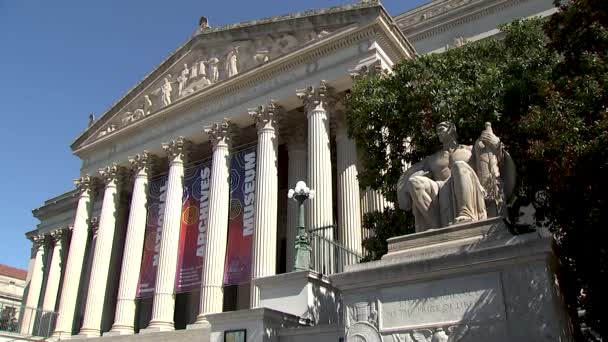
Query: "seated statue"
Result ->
[[397, 121, 516, 232]]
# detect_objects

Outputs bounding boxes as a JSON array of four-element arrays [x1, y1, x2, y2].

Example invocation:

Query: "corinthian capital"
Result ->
[[89, 217, 100, 236], [162, 137, 187, 163], [129, 150, 151, 173], [74, 175, 93, 194], [204, 119, 232, 149], [296, 80, 335, 112], [27, 233, 45, 252], [248, 100, 281, 132], [50, 228, 67, 244], [99, 163, 123, 186]]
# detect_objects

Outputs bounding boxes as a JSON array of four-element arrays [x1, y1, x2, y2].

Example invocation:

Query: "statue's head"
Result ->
[[436, 121, 457, 143]]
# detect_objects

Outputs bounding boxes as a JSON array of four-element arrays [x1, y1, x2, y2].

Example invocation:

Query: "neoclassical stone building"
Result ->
[[21, 1, 557, 341]]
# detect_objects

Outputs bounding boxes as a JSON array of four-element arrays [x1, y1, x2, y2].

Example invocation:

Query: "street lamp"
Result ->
[[287, 181, 315, 272]]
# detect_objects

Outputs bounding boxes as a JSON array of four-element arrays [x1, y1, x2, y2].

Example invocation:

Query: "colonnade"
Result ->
[[22, 81, 391, 338]]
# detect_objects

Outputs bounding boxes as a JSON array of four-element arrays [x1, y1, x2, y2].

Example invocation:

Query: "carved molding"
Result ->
[[248, 99, 281, 132], [129, 150, 152, 173], [296, 80, 336, 112], [162, 136, 187, 162], [50, 228, 67, 244], [204, 119, 232, 149], [99, 163, 123, 186], [75, 18, 409, 154], [74, 175, 93, 194]]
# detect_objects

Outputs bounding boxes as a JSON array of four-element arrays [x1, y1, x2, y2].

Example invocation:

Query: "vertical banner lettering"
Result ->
[[224, 145, 257, 285], [175, 161, 211, 293], [137, 175, 168, 297]]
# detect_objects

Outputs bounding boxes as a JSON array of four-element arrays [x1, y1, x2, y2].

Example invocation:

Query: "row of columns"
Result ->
[[23, 80, 389, 338]]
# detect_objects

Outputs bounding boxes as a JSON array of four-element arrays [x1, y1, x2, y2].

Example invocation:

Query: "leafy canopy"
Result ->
[[348, 1, 608, 338]]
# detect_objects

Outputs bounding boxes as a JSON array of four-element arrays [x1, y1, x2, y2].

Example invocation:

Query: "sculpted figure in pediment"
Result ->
[[161, 77, 173, 106], [121, 111, 134, 125], [208, 58, 220, 82], [177, 63, 190, 96], [225, 47, 239, 78], [190, 61, 199, 80], [144, 95, 152, 114], [397, 121, 516, 232]]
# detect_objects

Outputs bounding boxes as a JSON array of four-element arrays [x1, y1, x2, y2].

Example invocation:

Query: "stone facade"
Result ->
[[19, 0, 563, 341]]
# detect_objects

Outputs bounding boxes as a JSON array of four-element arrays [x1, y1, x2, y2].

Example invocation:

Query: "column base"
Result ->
[[52, 330, 73, 340], [103, 325, 134, 336], [140, 321, 174, 334], [186, 316, 211, 330]]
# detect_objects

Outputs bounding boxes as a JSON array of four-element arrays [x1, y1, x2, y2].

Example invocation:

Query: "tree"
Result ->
[[348, 2, 608, 339]]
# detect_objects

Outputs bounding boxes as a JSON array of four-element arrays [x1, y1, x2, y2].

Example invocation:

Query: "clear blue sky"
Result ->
[[0, 0, 427, 270]]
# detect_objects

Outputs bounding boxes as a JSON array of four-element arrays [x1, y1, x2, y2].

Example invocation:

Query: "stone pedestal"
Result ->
[[189, 308, 303, 342], [252, 270, 339, 325], [331, 218, 573, 342]]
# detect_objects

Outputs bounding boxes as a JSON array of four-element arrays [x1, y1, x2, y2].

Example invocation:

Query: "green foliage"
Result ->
[[348, 2, 608, 339], [360, 208, 414, 262]]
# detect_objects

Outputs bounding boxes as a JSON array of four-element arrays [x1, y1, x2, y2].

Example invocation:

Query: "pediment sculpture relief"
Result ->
[[95, 28, 333, 139], [397, 122, 516, 232]]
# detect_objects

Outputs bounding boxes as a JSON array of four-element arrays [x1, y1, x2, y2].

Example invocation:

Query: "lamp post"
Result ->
[[287, 181, 315, 272]]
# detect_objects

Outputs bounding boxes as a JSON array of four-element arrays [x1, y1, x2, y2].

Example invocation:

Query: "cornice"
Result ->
[[396, 0, 535, 42], [71, 3, 386, 152], [73, 16, 411, 156]]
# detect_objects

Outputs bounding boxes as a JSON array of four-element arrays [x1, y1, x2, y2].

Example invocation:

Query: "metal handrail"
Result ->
[[0, 303, 57, 338], [307, 224, 364, 275]]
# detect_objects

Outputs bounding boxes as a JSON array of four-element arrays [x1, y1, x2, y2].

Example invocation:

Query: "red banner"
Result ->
[[223, 145, 257, 285], [137, 175, 167, 297], [137, 160, 212, 297], [176, 161, 211, 293]]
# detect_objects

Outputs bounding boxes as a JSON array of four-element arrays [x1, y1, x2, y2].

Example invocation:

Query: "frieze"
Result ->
[[92, 27, 337, 140]]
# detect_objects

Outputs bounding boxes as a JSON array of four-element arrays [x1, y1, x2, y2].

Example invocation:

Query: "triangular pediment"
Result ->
[[72, 2, 404, 150]]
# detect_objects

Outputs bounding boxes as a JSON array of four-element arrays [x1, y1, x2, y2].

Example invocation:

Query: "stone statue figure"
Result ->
[[190, 61, 199, 80], [225, 47, 239, 78], [177, 63, 189, 96], [397, 121, 515, 232], [143, 95, 152, 114], [208, 58, 219, 82], [161, 77, 172, 106]]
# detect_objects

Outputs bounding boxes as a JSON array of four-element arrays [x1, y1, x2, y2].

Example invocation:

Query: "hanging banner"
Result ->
[[176, 160, 212, 293], [223, 145, 257, 285], [137, 175, 168, 297]]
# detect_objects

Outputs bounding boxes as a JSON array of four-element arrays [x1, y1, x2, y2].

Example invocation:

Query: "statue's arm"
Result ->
[[397, 158, 430, 210]]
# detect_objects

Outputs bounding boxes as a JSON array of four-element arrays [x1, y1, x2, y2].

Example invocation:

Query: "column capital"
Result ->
[[74, 175, 94, 194], [204, 119, 232, 149], [89, 217, 100, 236], [162, 137, 188, 164], [333, 110, 349, 138], [50, 228, 67, 244], [27, 233, 45, 251], [296, 80, 335, 112], [99, 163, 124, 187], [248, 100, 281, 133], [129, 150, 152, 173]]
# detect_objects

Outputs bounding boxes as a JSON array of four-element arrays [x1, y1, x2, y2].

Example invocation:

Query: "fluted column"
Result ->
[[20, 234, 46, 335], [40, 228, 67, 313], [335, 118, 363, 264], [79, 164, 123, 337], [195, 121, 231, 325], [285, 122, 307, 272], [297, 80, 335, 274], [108, 152, 151, 335], [144, 138, 186, 332], [53, 176, 94, 339], [249, 101, 280, 308]]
